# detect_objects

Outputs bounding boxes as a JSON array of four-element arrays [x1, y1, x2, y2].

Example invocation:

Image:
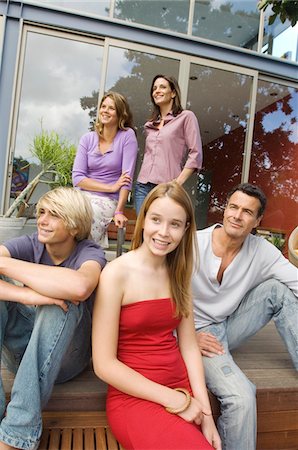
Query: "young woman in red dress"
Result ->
[[92, 181, 221, 450]]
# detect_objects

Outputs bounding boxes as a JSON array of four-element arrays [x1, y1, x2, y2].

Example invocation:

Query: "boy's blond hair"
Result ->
[[36, 187, 92, 241]]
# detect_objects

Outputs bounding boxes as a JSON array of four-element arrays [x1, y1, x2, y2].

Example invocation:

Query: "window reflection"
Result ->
[[12, 31, 103, 200], [114, 0, 189, 34], [193, 0, 259, 50], [0, 15, 3, 60], [187, 64, 252, 228], [104, 47, 180, 178], [249, 81, 298, 238], [262, 8, 298, 62], [23, 0, 110, 16]]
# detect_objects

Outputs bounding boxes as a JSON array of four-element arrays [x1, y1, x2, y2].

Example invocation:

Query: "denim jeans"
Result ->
[[0, 296, 91, 449], [197, 279, 298, 450], [134, 181, 157, 215]]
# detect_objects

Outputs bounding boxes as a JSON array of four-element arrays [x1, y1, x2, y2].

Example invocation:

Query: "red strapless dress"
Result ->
[[107, 298, 213, 450]]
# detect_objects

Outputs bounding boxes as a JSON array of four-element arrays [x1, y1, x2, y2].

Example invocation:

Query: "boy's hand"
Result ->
[[21, 287, 69, 312]]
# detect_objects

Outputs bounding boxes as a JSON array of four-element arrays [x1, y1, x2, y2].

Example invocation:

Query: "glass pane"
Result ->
[[23, 0, 110, 16], [193, 0, 260, 50], [0, 15, 3, 59], [262, 7, 298, 62], [104, 47, 180, 184], [187, 63, 253, 228], [114, 0, 189, 34], [249, 81, 298, 240], [11, 31, 103, 202]]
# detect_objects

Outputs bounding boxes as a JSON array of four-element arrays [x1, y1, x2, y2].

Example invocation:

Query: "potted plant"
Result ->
[[0, 127, 76, 242]]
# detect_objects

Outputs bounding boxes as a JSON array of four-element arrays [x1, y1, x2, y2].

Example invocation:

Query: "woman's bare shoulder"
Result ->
[[102, 251, 136, 277]]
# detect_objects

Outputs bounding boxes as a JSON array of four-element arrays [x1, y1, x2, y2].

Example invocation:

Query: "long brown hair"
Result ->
[[95, 91, 134, 136], [149, 74, 183, 122], [131, 182, 197, 317]]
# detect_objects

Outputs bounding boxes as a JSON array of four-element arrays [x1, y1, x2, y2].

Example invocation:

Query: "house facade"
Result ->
[[0, 0, 297, 238]]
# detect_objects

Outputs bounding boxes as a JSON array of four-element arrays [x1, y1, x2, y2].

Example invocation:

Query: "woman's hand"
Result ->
[[111, 172, 131, 193], [178, 396, 211, 425], [201, 414, 222, 449], [114, 213, 128, 228]]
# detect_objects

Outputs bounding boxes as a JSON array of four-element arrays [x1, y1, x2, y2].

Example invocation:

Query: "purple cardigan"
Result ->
[[72, 129, 138, 200]]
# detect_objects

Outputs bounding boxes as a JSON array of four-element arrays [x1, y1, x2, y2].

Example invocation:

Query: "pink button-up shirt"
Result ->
[[137, 110, 202, 185]]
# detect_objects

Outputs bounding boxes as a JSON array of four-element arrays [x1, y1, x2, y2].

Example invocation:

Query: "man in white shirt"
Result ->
[[192, 183, 298, 450]]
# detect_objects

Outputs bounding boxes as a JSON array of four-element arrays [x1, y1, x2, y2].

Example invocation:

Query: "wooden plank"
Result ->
[[43, 411, 109, 429], [84, 428, 95, 450], [60, 428, 72, 450], [95, 427, 108, 450], [257, 430, 298, 450], [242, 369, 298, 389], [73, 428, 83, 450], [48, 429, 61, 450], [106, 428, 119, 450], [257, 390, 298, 412], [257, 410, 298, 432]]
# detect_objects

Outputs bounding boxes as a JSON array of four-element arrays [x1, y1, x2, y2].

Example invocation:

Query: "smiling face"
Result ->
[[37, 206, 76, 247], [142, 196, 187, 257], [99, 96, 118, 127], [151, 77, 176, 109], [223, 190, 262, 240]]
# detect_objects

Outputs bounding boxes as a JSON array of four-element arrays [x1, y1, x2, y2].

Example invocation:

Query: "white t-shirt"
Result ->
[[192, 224, 298, 329]]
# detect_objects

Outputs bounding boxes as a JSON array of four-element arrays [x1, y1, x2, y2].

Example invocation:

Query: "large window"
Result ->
[[249, 80, 298, 238], [23, 0, 110, 16], [192, 0, 260, 50], [262, 9, 298, 62], [9, 28, 104, 203], [0, 15, 3, 61], [103, 43, 180, 180], [114, 0, 190, 34], [13, 1, 298, 63], [186, 62, 254, 228]]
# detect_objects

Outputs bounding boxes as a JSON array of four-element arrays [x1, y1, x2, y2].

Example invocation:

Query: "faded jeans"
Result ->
[[134, 181, 157, 215], [197, 279, 298, 450], [0, 295, 91, 450]]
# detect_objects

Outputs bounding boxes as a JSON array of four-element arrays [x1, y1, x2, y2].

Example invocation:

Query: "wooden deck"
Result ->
[[2, 322, 298, 450]]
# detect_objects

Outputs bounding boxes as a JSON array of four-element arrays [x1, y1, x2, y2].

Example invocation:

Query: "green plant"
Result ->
[[258, 0, 298, 27], [4, 128, 76, 218], [265, 234, 286, 251]]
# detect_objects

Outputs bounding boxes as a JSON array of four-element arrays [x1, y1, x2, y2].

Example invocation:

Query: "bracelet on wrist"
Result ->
[[165, 388, 191, 414], [114, 211, 124, 215]]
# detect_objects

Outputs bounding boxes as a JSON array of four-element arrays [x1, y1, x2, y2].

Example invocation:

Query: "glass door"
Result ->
[[186, 61, 255, 228], [6, 26, 104, 207]]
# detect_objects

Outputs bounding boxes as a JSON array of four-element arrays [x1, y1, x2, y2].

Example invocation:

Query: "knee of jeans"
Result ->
[[262, 279, 295, 306], [259, 278, 288, 295], [222, 380, 256, 414]]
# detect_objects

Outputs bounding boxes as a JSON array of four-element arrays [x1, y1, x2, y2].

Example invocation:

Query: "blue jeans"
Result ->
[[197, 279, 298, 450], [134, 181, 157, 215], [0, 297, 91, 449]]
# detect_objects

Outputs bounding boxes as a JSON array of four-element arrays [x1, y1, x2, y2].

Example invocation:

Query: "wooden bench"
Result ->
[[2, 322, 298, 450], [39, 412, 124, 450]]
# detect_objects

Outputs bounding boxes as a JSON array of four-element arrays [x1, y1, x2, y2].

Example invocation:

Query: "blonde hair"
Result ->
[[132, 182, 197, 317], [36, 187, 92, 241], [95, 91, 134, 136]]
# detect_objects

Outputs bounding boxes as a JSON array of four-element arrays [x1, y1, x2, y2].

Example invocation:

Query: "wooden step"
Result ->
[[40, 412, 124, 450], [3, 322, 298, 450]]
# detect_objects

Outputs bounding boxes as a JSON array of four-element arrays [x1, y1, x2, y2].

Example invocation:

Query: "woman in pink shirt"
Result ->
[[72, 92, 138, 248], [135, 75, 202, 214]]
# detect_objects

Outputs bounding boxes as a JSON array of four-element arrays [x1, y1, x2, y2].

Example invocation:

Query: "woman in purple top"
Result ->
[[72, 92, 138, 248], [135, 75, 202, 214]]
